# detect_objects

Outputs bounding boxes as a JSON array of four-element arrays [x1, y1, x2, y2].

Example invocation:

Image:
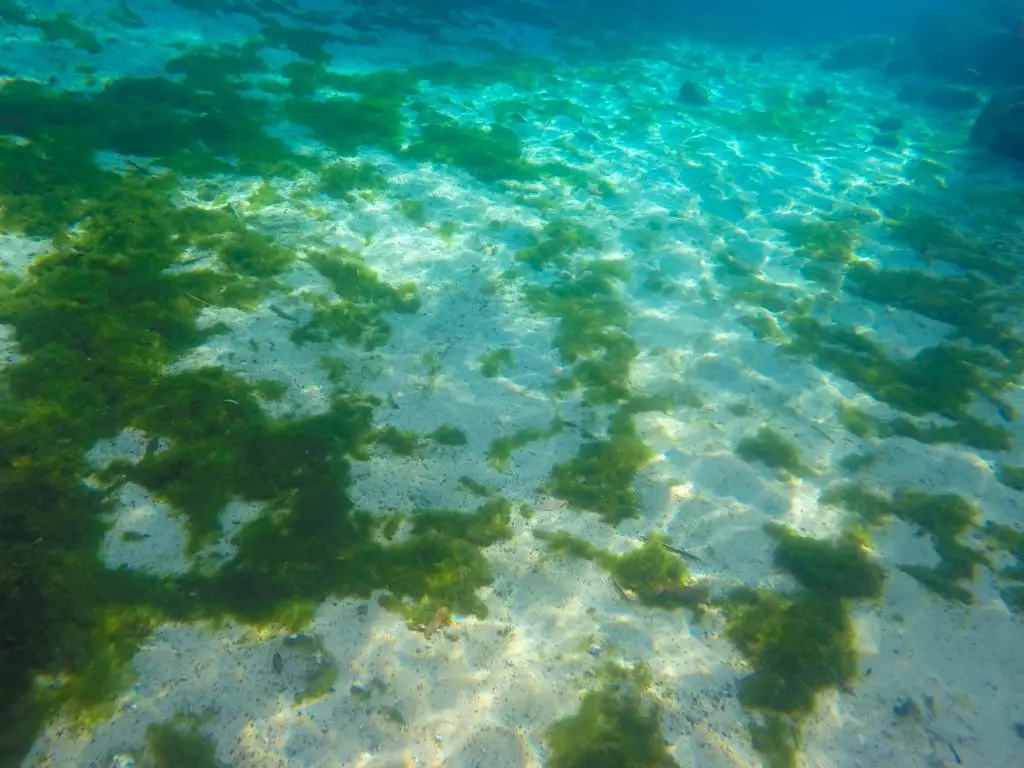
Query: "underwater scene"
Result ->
[[2, 0, 1024, 765]]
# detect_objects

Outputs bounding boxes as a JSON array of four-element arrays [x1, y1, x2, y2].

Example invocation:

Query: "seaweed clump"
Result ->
[[722, 588, 857, 768], [546, 411, 652, 524], [736, 428, 809, 477], [545, 663, 679, 768], [822, 484, 987, 603]]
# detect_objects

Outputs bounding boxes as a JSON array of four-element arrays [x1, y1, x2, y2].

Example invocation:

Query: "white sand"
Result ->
[[9, 1, 1024, 767]]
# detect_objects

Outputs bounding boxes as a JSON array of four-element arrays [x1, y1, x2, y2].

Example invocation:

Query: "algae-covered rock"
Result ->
[[971, 89, 1024, 162]]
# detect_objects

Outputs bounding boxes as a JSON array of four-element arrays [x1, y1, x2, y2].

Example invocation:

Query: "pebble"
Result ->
[[587, 644, 602, 656]]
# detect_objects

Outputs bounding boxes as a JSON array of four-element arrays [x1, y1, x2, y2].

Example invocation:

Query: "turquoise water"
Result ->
[[1, 1, 1023, 766]]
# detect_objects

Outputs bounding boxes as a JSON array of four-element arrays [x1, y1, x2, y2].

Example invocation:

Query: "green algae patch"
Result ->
[[782, 317, 1015, 449], [782, 216, 860, 265], [736, 428, 809, 477], [545, 663, 679, 768], [292, 248, 420, 350], [984, 522, 1024, 612], [404, 109, 538, 183], [145, 712, 228, 768], [534, 532, 708, 612], [488, 419, 563, 472], [516, 218, 601, 271], [721, 588, 857, 767], [547, 411, 652, 524], [611, 534, 708, 610], [429, 425, 468, 446], [314, 160, 388, 202], [822, 485, 987, 603], [525, 260, 635, 406], [479, 347, 515, 378], [996, 464, 1024, 492], [766, 525, 886, 599]]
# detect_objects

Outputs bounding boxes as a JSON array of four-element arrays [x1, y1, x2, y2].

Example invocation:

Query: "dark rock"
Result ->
[[875, 116, 903, 132], [821, 34, 894, 71], [883, 57, 917, 78], [677, 80, 710, 106], [873, 132, 901, 149], [804, 88, 830, 109], [970, 89, 1024, 161], [897, 83, 928, 104], [913, 11, 1024, 85], [925, 86, 983, 111]]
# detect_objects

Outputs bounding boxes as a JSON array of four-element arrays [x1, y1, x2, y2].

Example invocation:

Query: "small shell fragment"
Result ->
[[536, 496, 567, 512]]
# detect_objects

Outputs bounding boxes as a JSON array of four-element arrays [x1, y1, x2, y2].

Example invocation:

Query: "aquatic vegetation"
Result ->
[[984, 522, 1024, 612], [436, 220, 459, 243], [545, 663, 679, 768], [783, 317, 1015, 449], [535, 531, 707, 610], [397, 199, 427, 226], [314, 160, 388, 202], [765, 524, 886, 599], [375, 426, 422, 456], [291, 248, 420, 349], [736, 428, 809, 477], [837, 402, 873, 438], [525, 260, 635, 406], [145, 712, 228, 768], [611, 534, 708, 611], [429, 425, 468, 446], [782, 217, 860, 264], [721, 588, 857, 766], [404, 108, 538, 183], [838, 451, 880, 473], [884, 210, 1021, 283], [479, 347, 515, 377], [515, 218, 601, 271], [996, 464, 1024, 492], [488, 420, 563, 472], [547, 411, 652, 524], [821, 485, 987, 603]]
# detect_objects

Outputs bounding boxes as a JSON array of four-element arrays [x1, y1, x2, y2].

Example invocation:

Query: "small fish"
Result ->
[[423, 606, 449, 639], [272, 651, 283, 674], [659, 540, 704, 563]]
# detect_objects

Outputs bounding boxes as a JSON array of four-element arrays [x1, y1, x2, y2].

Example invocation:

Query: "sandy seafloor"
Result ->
[[7, 0, 1024, 767]]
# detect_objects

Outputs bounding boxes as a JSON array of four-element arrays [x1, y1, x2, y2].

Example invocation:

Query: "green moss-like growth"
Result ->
[[488, 420, 562, 471], [612, 534, 708, 610], [997, 464, 1024, 492], [315, 160, 387, 202], [145, 713, 228, 768], [404, 109, 537, 183], [525, 260, 636, 406], [885, 210, 1021, 283], [821, 485, 987, 603], [516, 218, 601, 271], [838, 451, 879, 473], [837, 402, 873, 438], [766, 524, 886, 599], [375, 426, 422, 456], [35, 12, 103, 53], [429, 425, 468, 446], [397, 198, 427, 226], [722, 588, 857, 764], [782, 317, 1016, 450], [292, 248, 420, 350], [545, 663, 679, 768], [479, 347, 515, 377], [736, 428, 809, 476], [782, 216, 859, 264], [547, 411, 652, 524]]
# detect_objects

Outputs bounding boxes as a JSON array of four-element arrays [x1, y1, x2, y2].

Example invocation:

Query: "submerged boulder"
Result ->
[[970, 90, 1024, 161]]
